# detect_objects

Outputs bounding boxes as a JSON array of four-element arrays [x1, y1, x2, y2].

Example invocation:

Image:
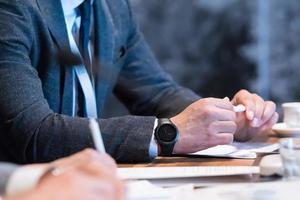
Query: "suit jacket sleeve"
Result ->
[[114, 0, 201, 118], [0, 0, 155, 164], [0, 163, 18, 195]]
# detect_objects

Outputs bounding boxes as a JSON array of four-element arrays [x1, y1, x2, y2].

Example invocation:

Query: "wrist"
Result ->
[[154, 118, 179, 156], [170, 117, 184, 154]]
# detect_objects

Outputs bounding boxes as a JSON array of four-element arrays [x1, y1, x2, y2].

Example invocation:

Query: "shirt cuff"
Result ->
[[5, 165, 50, 197], [149, 119, 158, 159]]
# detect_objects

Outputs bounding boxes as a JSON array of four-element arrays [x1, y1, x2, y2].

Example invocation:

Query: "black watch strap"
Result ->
[[160, 143, 176, 156]]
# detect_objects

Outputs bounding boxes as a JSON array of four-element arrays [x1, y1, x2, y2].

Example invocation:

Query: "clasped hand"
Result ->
[[171, 89, 278, 154]]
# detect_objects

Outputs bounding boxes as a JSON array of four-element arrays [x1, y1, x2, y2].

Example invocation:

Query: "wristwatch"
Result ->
[[154, 118, 179, 156]]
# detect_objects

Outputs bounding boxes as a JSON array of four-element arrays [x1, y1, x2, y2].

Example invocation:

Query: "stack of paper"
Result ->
[[189, 142, 279, 159], [118, 166, 260, 180]]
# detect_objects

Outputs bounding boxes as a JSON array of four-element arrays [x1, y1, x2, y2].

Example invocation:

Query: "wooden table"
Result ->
[[119, 134, 279, 168], [118, 134, 281, 186]]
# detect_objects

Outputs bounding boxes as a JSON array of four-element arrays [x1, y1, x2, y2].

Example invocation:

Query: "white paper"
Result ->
[[192, 180, 300, 200], [127, 181, 194, 200], [127, 181, 171, 200], [118, 166, 260, 180], [189, 142, 279, 159], [128, 180, 300, 200]]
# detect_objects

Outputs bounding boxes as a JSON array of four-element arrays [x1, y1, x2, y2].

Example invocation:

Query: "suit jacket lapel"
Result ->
[[36, 0, 74, 116], [93, 0, 116, 115], [94, 0, 116, 63], [36, 0, 70, 50]]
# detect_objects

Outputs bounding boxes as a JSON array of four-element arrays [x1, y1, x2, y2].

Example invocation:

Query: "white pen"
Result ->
[[89, 118, 106, 153], [233, 104, 246, 113], [224, 97, 246, 113]]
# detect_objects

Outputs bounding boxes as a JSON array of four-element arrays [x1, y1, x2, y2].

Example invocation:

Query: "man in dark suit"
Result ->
[[0, 0, 278, 164]]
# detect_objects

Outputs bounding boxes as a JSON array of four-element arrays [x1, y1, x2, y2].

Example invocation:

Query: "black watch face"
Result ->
[[158, 124, 177, 142]]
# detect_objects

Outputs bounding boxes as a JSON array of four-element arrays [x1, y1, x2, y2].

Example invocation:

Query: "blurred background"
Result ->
[[104, 0, 300, 118]]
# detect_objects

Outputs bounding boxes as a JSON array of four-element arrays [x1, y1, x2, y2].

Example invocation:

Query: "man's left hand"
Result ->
[[231, 89, 279, 141]]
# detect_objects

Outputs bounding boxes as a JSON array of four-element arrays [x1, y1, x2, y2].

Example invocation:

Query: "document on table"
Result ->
[[127, 180, 300, 200], [127, 181, 194, 200], [118, 166, 260, 180], [193, 180, 300, 200], [188, 142, 279, 159]]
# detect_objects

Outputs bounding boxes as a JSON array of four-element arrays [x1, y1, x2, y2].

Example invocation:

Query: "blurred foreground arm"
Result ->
[[3, 149, 125, 200]]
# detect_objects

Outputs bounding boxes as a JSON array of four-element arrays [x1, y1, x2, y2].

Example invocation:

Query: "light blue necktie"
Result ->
[[70, 2, 98, 118]]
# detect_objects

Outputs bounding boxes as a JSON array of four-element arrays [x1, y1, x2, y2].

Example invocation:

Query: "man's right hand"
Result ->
[[171, 98, 237, 154], [8, 149, 125, 200]]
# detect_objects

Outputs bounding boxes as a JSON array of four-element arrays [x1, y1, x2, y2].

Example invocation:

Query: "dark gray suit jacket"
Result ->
[[0, 0, 199, 164]]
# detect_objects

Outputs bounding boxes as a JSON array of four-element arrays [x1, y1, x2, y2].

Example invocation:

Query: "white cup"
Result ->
[[283, 102, 300, 128]]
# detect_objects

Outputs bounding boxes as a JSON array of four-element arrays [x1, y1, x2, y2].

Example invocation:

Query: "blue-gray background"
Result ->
[[105, 0, 300, 117]]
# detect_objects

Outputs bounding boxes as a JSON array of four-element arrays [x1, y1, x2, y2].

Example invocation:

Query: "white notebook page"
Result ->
[[118, 166, 260, 180]]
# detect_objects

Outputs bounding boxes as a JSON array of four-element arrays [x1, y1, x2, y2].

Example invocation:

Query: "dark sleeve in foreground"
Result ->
[[0, 0, 155, 164]]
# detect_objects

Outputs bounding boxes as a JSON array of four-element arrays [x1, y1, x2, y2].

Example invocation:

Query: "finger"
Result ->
[[76, 149, 117, 170], [213, 98, 234, 111], [209, 121, 237, 134], [198, 97, 234, 111], [90, 180, 116, 200], [52, 148, 99, 168], [260, 112, 279, 131], [214, 133, 234, 145], [98, 154, 118, 170], [116, 180, 127, 200], [78, 160, 116, 177], [260, 101, 276, 126], [251, 94, 265, 127], [208, 107, 236, 121], [76, 149, 100, 162], [233, 90, 255, 121]]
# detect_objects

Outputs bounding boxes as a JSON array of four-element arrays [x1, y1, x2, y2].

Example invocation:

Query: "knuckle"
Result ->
[[200, 98, 209, 105], [253, 93, 264, 102], [83, 148, 96, 156], [104, 156, 117, 168], [202, 107, 213, 118], [82, 149, 98, 162], [267, 101, 276, 109], [201, 98, 214, 105], [240, 89, 247, 93], [239, 89, 248, 95], [189, 104, 198, 114]]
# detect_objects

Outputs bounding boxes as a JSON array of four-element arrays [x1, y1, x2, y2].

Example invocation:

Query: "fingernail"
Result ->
[[247, 111, 254, 120], [223, 97, 230, 101], [252, 118, 259, 127]]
